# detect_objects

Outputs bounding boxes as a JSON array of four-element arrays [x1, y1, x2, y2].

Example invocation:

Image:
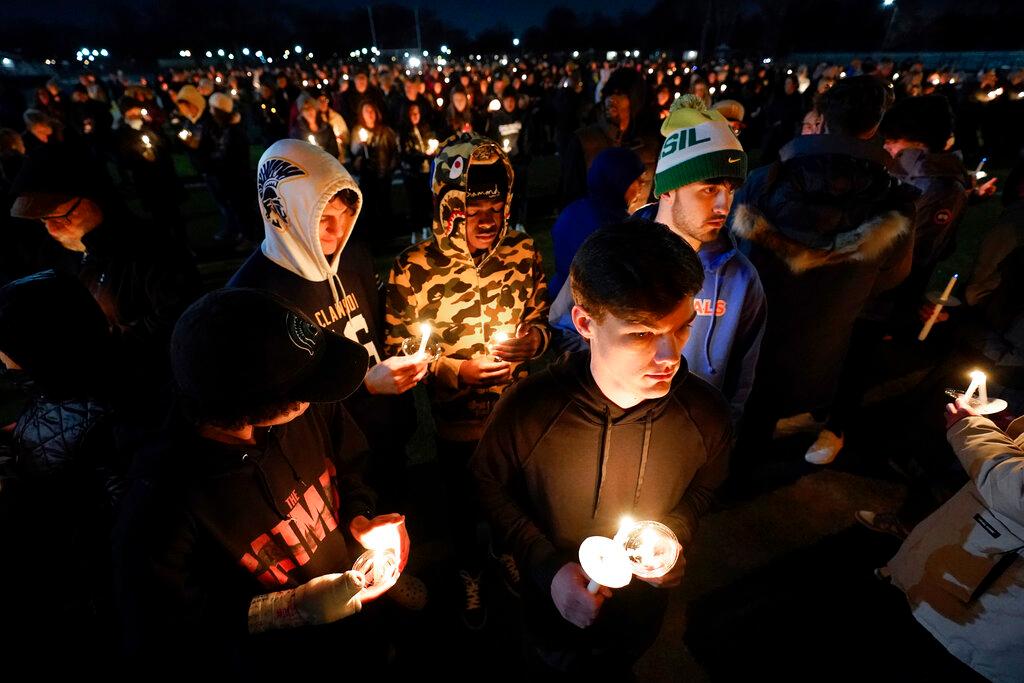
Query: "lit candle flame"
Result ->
[[436, 97, 444, 107], [488, 98, 501, 111], [178, 129, 189, 140], [307, 134, 316, 145], [427, 138, 439, 154], [358, 128, 369, 142], [140, 108, 148, 117], [141, 134, 152, 148]]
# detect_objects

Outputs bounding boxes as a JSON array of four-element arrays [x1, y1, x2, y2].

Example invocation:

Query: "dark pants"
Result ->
[[436, 437, 484, 572]]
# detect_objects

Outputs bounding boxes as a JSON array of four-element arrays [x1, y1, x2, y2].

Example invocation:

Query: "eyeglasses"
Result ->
[[38, 197, 82, 222]]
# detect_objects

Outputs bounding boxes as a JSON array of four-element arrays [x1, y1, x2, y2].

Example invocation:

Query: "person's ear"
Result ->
[[572, 304, 596, 342]]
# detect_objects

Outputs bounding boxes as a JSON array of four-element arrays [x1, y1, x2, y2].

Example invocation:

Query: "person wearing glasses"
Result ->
[[8, 143, 200, 397]]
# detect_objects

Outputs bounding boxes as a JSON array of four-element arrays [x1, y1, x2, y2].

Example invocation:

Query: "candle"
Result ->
[[963, 370, 988, 405], [358, 128, 369, 143], [426, 138, 439, 154], [436, 97, 444, 107], [488, 98, 501, 112], [578, 536, 632, 594], [918, 273, 957, 341], [177, 129, 190, 140], [416, 323, 432, 360], [141, 134, 152, 149], [140, 108, 148, 117], [307, 134, 316, 145], [502, 138, 511, 152]]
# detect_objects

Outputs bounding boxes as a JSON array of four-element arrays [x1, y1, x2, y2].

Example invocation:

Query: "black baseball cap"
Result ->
[[171, 288, 368, 407], [9, 143, 110, 219]]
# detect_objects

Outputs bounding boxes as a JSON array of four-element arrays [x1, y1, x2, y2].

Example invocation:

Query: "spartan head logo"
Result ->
[[258, 158, 307, 233]]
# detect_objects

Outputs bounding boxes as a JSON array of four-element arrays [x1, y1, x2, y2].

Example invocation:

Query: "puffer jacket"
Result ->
[[728, 134, 918, 414], [886, 415, 1024, 682], [385, 132, 549, 441]]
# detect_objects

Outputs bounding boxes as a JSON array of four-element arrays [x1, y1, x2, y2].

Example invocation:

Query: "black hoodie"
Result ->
[[113, 401, 375, 662], [471, 350, 731, 595]]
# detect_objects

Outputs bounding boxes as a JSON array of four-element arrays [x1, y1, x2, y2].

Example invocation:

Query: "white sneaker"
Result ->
[[804, 429, 844, 465]]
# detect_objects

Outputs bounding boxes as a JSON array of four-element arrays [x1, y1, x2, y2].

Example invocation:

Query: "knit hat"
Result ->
[[208, 92, 234, 114], [175, 85, 206, 121], [654, 94, 747, 196]]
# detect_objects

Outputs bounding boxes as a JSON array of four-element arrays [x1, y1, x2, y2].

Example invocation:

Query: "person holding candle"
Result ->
[[291, 93, 340, 160], [113, 288, 410, 673], [350, 102, 398, 248], [229, 140, 428, 515], [385, 132, 550, 629], [876, 397, 1024, 682], [398, 102, 438, 233], [471, 220, 730, 675]]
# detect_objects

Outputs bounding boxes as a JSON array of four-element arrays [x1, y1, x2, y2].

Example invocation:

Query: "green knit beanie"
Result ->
[[654, 94, 747, 196]]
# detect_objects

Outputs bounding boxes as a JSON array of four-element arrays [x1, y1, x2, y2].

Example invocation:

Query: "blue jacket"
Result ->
[[550, 147, 646, 296], [549, 205, 767, 421]]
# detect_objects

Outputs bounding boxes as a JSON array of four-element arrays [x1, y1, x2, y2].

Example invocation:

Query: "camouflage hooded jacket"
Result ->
[[385, 133, 549, 441]]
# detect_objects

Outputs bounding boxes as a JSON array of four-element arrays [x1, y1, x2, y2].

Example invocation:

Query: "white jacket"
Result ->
[[887, 415, 1024, 682]]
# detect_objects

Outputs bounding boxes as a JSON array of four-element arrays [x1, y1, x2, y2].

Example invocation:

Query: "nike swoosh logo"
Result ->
[[728, 157, 742, 163]]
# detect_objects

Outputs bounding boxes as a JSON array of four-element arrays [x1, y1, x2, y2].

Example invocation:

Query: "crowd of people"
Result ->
[[1, 48, 1023, 679]]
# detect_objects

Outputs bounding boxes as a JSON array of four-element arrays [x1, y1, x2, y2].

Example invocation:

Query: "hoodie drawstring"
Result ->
[[246, 427, 308, 521], [633, 414, 653, 510], [704, 267, 723, 376], [593, 408, 613, 518]]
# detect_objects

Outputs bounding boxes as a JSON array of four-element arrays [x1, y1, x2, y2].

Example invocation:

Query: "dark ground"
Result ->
[[4, 148, 1010, 680]]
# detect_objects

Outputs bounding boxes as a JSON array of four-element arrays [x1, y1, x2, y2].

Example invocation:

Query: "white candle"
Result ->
[[178, 129, 190, 140], [964, 370, 985, 402], [416, 323, 431, 359], [141, 134, 152, 149], [502, 138, 511, 152], [307, 134, 316, 145], [939, 273, 958, 302], [358, 128, 369, 143], [427, 138, 439, 154]]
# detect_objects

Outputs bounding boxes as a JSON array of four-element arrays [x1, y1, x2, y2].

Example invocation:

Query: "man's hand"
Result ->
[[975, 177, 998, 198], [492, 326, 542, 362], [458, 357, 512, 386], [919, 303, 951, 324], [364, 355, 429, 395], [945, 397, 980, 430], [550, 562, 610, 629], [350, 513, 410, 571], [638, 543, 686, 588]]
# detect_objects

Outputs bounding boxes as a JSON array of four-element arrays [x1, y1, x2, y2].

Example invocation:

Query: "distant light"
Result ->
[[633, 50, 640, 57], [763, 57, 771, 64], [217, 49, 225, 57], [720, 83, 728, 92], [606, 51, 618, 60], [892, 72, 900, 80], [674, 91, 681, 99], [242, 48, 250, 56], [409, 56, 422, 68], [787, 69, 793, 74], [883, 0, 895, 6], [92, 50, 99, 57], [295, 45, 303, 53], [839, 71, 847, 78], [228, 54, 234, 60], [436, 97, 444, 107], [521, 74, 527, 80], [302, 79, 309, 87], [1, 58, 13, 68], [648, 68, 654, 74], [572, 51, 579, 58], [100, 49, 108, 57], [513, 38, 520, 46], [255, 50, 263, 58], [267, 57, 273, 63], [710, 86, 717, 94], [307, 52, 313, 59], [423, 50, 429, 57], [440, 45, 449, 53], [323, 78, 329, 84], [488, 98, 501, 111], [206, 51, 213, 58], [684, 50, 698, 60], [215, 76, 222, 83], [931, 77, 941, 85]]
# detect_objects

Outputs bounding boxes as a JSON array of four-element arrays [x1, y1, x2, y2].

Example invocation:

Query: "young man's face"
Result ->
[[573, 297, 696, 409], [319, 195, 357, 256], [465, 196, 504, 252], [661, 180, 735, 247]]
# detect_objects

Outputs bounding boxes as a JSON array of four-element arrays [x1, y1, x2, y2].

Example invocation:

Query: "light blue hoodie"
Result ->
[[548, 207, 767, 421]]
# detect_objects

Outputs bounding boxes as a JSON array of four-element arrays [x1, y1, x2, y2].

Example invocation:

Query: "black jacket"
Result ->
[[729, 134, 918, 414], [113, 401, 376, 664]]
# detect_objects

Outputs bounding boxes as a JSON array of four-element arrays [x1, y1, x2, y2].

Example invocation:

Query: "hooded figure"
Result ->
[[229, 140, 420, 470], [385, 132, 550, 442]]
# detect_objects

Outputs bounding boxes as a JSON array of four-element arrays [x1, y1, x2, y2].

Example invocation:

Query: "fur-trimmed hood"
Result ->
[[731, 203, 910, 274], [729, 134, 918, 273]]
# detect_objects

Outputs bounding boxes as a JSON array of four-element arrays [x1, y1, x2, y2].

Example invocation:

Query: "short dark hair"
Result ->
[[570, 219, 703, 324], [179, 393, 304, 431], [819, 75, 887, 137]]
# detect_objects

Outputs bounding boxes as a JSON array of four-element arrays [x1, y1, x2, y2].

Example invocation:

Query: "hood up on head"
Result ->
[[429, 132, 514, 266], [257, 139, 363, 301]]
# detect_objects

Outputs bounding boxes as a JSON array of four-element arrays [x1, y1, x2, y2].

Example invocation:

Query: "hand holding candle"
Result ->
[[944, 369, 1008, 416], [349, 513, 409, 601], [358, 127, 369, 143], [578, 536, 632, 594], [491, 325, 541, 362], [426, 138, 439, 155], [615, 518, 683, 586]]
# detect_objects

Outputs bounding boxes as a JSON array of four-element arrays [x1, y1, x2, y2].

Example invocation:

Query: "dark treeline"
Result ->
[[4, 0, 1024, 62]]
